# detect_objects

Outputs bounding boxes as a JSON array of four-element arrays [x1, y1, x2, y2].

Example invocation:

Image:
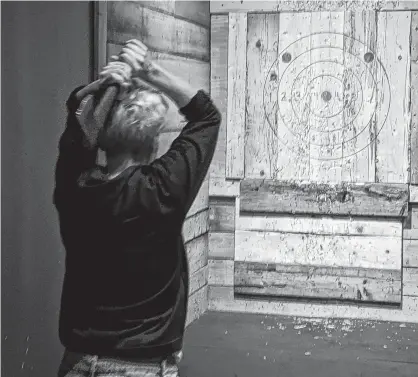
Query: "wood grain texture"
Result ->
[[188, 177, 209, 218], [411, 11, 418, 184], [403, 229, 418, 240], [209, 15, 229, 177], [209, 177, 240, 197], [94, 1, 108, 79], [183, 209, 209, 242], [403, 239, 418, 267], [235, 230, 402, 270], [403, 268, 418, 296], [209, 197, 235, 232], [208, 259, 234, 286], [186, 233, 209, 274], [210, 1, 418, 13], [342, 11, 377, 183], [189, 266, 208, 295], [410, 185, 418, 203], [137, 1, 210, 27], [208, 286, 418, 323], [245, 13, 279, 179], [308, 12, 345, 183], [375, 11, 411, 183], [226, 12, 247, 179], [274, 12, 312, 181], [208, 232, 235, 260], [411, 206, 418, 228], [108, 2, 210, 61], [236, 215, 402, 237], [108, 43, 210, 134], [240, 179, 409, 217], [136, 0, 175, 13], [234, 262, 401, 304], [186, 285, 208, 327]]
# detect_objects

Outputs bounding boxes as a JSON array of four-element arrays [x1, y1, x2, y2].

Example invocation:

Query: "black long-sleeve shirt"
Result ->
[[54, 88, 221, 359]]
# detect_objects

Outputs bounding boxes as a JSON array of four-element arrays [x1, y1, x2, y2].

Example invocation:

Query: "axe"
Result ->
[[75, 81, 120, 150]]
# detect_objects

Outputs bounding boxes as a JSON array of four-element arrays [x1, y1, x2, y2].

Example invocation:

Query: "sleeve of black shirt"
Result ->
[[53, 85, 98, 212], [122, 90, 221, 220]]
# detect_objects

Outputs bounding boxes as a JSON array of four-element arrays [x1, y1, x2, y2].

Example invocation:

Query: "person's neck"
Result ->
[[106, 153, 148, 179]]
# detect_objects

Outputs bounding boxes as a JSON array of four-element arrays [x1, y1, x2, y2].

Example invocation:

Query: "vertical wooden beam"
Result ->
[[226, 12, 247, 179], [93, 1, 108, 80], [342, 11, 378, 183], [410, 11, 418, 184], [245, 13, 280, 179], [210, 15, 229, 178], [375, 11, 411, 183]]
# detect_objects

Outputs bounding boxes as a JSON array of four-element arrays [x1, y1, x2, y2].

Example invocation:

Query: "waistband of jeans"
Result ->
[[96, 354, 165, 365]]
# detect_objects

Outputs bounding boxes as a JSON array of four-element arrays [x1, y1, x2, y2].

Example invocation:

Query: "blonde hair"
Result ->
[[98, 87, 169, 160]]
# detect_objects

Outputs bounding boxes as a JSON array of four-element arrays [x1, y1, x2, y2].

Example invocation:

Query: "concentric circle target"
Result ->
[[263, 32, 390, 161]]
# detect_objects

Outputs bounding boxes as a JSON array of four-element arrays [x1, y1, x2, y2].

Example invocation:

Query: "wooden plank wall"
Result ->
[[207, 1, 418, 323], [105, 0, 211, 326]]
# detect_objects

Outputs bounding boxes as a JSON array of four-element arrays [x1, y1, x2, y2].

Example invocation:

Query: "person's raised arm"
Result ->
[[119, 40, 221, 217], [53, 62, 132, 211]]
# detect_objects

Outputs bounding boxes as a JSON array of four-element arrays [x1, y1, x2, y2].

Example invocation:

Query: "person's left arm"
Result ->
[[53, 86, 99, 212], [53, 61, 132, 212]]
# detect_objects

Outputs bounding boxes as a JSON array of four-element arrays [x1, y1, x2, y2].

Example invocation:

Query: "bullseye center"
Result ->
[[321, 90, 332, 102]]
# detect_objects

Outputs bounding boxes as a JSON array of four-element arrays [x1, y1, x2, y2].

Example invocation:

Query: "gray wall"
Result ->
[[2, 2, 92, 375]]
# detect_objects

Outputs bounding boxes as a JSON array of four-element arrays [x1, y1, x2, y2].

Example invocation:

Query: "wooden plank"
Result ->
[[308, 12, 345, 183], [226, 12, 247, 179], [235, 230, 402, 270], [188, 177, 209, 217], [245, 13, 279, 179], [342, 11, 377, 183], [136, 0, 175, 13], [189, 266, 208, 296], [274, 12, 311, 181], [108, 2, 210, 62], [94, 1, 107, 79], [411, 207, 418, 228], [403, 239, 418, 267], [234, 261, 401, 303], [237, 215, 402, 237], [410, 185, 418, 203], [240, 179, 409, 217], [209, 15, 229, 178], [183, 209, 209, 242], [209, 177, 240, 197], [137, 1, 210, 28], [403, 229, 418, 240], [375, 11, 411, 183], [210, 1, 418, 13], [108, 43, 210, 134], [403, 267, 418, 296], [174, 1, 210, 28], [208, 286, 418, 324], [208, 232, 235, 260], [209, 197, 235, 232], [186, 285, 208, 326], [186, 233, 209, 274], [208, 259, 234, 286], [411, 11, 418, 184]]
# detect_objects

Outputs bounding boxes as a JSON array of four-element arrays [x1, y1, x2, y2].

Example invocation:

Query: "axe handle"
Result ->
[[93, 85, 119, 126]]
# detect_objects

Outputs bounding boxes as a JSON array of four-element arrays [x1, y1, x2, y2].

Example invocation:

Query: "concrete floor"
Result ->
[[180, 311, 418, 377]]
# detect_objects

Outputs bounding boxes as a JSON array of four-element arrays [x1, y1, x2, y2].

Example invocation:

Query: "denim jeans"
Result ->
[[57, 349, 182, 377]]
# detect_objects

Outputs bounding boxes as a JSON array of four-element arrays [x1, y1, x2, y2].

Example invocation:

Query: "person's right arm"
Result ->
[[117, 40, 221, 219]]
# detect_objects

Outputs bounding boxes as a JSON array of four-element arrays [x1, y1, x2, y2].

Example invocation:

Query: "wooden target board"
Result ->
[[242, 11, 412, 183], [208, 9, 417, 314], [263, 31, 390, 162]]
